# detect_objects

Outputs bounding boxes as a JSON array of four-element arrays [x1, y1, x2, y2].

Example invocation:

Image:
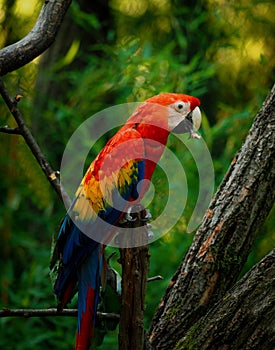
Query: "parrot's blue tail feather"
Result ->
[[75, 244, 102, 350], [51, 214, 103, 349]]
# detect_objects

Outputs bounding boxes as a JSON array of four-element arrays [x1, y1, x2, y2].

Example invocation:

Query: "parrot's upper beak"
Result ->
[[172, 106, 201, 139]]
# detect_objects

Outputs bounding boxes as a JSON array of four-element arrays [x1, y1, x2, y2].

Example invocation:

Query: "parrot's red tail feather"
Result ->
[[59, 280, 76, 310], [75, 286, 96, 350]]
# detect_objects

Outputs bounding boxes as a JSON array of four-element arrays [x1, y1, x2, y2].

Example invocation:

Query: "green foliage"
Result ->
[[0, 0, 274, 349]]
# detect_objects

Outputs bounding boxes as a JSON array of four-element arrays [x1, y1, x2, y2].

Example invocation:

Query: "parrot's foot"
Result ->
[[142, 210, 154, 239], [141, 209, 152, 222], [119, 208, 152, 224], [125, 206, 137, 222], [118, 206, 154, 240], [119, 207, 137, 224], [146, 223, 154, 240]]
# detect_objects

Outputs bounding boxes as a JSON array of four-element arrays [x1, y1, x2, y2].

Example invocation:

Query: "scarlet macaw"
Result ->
[[50, 93, 201, 349]]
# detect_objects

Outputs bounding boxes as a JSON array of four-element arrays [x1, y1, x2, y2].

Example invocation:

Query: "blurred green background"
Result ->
[[0, 0, 274, 348]]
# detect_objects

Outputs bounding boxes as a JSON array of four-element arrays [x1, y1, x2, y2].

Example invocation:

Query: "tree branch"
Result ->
[[0, 0, 72, 76], [148, 85, 275, 349], [175, 249, 275, 350], [0, 125, 22, 135], [0, 308, 120, 321], [0, 78, 71, 207]]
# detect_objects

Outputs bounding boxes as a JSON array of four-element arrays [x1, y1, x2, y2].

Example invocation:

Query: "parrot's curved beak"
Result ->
[[172, 106, 201, 139]]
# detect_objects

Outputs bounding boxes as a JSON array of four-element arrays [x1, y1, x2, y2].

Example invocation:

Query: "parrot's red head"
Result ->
[[145, 93, 202, 139]]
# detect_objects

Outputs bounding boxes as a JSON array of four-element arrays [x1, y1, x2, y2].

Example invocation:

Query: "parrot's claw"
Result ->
[[142, 209, 154, 239], [119, 207, 153, 241], [119, 207, 137, 224], [125, 207, 137, 222], [146, 223, 154, 240], [141, 209, 152, 222]]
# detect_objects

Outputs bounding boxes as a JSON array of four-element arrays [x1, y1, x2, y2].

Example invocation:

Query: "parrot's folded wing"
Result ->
[[51, 126, 145, 306]]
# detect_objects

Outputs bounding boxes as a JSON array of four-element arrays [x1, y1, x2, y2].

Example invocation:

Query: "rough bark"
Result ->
[[0, 0, 72, 76], [175, 249, 275, 350], [148, 85, 275, 349]]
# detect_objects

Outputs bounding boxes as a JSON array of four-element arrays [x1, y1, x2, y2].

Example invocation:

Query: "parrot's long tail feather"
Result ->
[[51, 216, 103, 350], [75, 244, 103, 350]]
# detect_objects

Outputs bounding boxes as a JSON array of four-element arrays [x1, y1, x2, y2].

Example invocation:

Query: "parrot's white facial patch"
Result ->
[[167, 101, 191, 131]]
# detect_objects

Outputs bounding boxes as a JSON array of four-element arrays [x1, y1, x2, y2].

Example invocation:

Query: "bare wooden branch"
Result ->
[[0, 78, 71, 207], [0, 308, 120, 321], [0, 125, 22, 135], [0, 0, 72, 76]]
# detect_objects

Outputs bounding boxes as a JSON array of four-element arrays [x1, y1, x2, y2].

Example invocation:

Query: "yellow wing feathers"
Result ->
[[71, 128, 144, 223]]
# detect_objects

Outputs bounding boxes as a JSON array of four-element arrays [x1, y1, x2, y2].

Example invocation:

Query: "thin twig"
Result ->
[[0, 308, 120, 320], [0, 125, 22, 135], [0, 78, 71, 207], [147, 275, 163, 283]]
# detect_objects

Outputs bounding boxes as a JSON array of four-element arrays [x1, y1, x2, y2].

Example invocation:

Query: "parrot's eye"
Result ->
[[175, 101, 188, 113]]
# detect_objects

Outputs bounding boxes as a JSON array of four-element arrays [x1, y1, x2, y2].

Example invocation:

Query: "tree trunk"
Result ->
[[148, 85, 275, 349], [176, 249, 275, 350], [118, 205, 151, 350]]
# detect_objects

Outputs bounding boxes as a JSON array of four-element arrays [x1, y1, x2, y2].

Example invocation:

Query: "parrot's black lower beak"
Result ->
[[172, 118, 193, 134], [171, 112, 197, 137]]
